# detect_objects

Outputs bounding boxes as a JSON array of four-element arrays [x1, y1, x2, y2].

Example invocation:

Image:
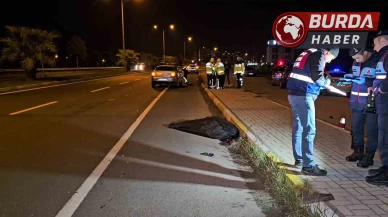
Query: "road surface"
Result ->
[[0, 72, 275, 217]]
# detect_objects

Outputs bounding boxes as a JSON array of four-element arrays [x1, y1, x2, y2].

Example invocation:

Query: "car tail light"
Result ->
[[151, 72, 155, 76], [170, 72, 176, 76]]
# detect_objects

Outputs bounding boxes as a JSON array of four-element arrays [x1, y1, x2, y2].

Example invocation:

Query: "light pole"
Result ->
[[153, 24, 174, 62], [184, 36, 192, 64]]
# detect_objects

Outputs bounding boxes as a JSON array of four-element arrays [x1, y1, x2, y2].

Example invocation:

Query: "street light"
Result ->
[[214, 47, 218, 51], [153, 24, 175, 61], [184, 36, 192, 64], [245, 53, 248, 56]]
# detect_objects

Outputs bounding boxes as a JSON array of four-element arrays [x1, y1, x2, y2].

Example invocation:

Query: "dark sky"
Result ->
[[1, 0, 388, 69]]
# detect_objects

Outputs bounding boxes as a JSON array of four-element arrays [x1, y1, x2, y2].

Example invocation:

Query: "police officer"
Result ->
[[234, 56, 245, 88], [205, 57, 216, 88], [366, 30, 388, 185], [215, 58, 225, 89], [345, 48, 379, 168], [287, 48, 339, 176]]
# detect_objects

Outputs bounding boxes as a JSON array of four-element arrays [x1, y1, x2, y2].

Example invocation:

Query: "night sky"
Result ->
[[1, 0, 388, 69]]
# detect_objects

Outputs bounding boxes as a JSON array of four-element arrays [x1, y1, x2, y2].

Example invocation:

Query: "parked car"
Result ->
[[151, 65, 184, 88], [271, 62, 293, 88], [186, 64, 199, 74], [243, 66, 258, 77]]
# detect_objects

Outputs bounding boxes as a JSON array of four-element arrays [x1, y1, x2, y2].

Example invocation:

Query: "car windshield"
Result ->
[[189, 65, 196, 67], [155, 66, 176, 71], [245, 66, 255, 70]]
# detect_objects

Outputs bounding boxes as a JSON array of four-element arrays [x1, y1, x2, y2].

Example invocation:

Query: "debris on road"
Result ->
[[168, 116, 239, 141], [200, 152, 214, 157]]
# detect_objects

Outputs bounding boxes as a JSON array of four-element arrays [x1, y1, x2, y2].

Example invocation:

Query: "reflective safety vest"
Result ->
[[286, 48, 323, 96], [374, 51, 388, 113], [348, 60, 376, 109], [216, 62, 225, 75], [206, 62, 215, 75], [234, 62, 244, 74]]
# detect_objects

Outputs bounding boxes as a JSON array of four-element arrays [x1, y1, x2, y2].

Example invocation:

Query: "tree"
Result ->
[[140, 52, 159, 69], [163, 56, 178, 65], [116, 49, 139, 71], [0, 26, 60, 79], [67, 36, 87, 68]]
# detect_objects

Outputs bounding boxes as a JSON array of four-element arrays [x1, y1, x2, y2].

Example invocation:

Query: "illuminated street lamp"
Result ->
[[153, 24, 175, 61], [214, 47, 218, 51], [184, 36, 193, 64], [245, 53, 248, 56]]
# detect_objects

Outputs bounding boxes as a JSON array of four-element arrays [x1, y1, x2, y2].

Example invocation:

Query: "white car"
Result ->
[[135, 63, 145, 70]]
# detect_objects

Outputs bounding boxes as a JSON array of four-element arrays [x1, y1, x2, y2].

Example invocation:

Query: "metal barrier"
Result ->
[[0, 67, 124, 75]]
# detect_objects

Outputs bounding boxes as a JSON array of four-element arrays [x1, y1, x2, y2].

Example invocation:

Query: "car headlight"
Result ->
[[151, 72, 155, 76]]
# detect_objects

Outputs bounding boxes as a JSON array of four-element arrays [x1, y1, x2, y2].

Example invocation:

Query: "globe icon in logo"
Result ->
[[273, 14, 306, 47]]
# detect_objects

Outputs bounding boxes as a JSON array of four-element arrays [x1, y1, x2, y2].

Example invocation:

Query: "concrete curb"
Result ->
[[200, 83, 340, 217], [0, 72, 134, 93]]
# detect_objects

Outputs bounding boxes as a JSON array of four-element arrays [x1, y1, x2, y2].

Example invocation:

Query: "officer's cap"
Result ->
[[349, 48, 363, 56], [374, 30, 388, 39]]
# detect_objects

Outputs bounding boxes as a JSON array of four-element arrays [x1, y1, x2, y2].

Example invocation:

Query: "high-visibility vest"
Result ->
[[216, 62, 225, 75], [234, 63, 244, 74], [206, 62, 214, 75]]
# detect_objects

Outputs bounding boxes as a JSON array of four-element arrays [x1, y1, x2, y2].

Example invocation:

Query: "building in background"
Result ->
[[265, 40, 295, 64]]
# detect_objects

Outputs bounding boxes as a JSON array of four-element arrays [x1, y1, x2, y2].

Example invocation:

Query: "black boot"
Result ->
[[369, 166, 387, 176], [366, 167, 388, 186], [357, 151, 375, 168], [345, 147, 364, 162]]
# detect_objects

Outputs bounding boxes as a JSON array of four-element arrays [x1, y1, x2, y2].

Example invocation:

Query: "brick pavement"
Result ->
[[209, 87, 388, 217]]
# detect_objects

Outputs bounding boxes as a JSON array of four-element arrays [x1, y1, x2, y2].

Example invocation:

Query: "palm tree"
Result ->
[[0, 26, 60, 79], [116, 49, 139, 71]]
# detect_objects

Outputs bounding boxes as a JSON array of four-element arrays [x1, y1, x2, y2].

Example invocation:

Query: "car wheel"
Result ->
[[152, 81, 156, 88]]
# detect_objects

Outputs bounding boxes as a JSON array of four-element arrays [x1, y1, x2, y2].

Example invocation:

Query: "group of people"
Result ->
[[205, 56, 245, 89], [286, 30, 388, 186]]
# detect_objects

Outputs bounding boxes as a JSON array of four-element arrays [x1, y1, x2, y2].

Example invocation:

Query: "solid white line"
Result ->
[[90, 87, 110, 93], [0, 74, 132, 96], [9, 101, 58, 115], [55, 87, 168, 217], [119, 82, 129, 85]]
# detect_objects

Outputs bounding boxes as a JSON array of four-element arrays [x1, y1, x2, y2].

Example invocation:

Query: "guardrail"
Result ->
[[0, 67, 124, 75]]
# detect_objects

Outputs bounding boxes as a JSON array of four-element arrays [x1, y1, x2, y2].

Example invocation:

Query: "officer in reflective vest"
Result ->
[[206, 57, 216, 88], [215, 58, 225, 89], [344, 48, 379, 168], [366, 30, 388, 186], [287, 48, 339, 176], [234, 56, 245, 88]]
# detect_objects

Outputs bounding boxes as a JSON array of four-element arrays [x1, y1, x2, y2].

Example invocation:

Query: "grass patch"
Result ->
[[235, 137, 333, 217]]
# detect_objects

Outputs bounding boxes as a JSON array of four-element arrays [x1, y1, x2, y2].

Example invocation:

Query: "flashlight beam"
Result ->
[[326, 85, 347, 96]]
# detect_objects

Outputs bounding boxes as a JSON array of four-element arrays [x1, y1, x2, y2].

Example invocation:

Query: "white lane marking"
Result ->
[[55, 87, 168, 217], [9, 101, 58, 115], [90, 87, 110, 93], [0, 74, 134, 96], [119, 82, 129, 85]]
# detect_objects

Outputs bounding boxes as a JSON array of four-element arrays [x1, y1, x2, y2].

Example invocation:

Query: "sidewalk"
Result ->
[[204, 86, 388, 217]]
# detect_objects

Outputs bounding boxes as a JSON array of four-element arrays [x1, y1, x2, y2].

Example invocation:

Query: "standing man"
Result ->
[[366, 30, 388, 185], [287, 48, 339, 176], [215, 58, 225, 89], [234, 56, 245, 88], [224, 60, 231, 87], [345, 48, 378, 168], [206, 58, 216, 88]]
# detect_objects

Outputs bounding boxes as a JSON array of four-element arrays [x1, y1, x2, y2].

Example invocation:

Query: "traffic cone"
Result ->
[[338, 114, 346, 129]]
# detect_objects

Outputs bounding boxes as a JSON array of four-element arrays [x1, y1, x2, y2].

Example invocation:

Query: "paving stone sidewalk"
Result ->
[[210, 88, 388, 217]]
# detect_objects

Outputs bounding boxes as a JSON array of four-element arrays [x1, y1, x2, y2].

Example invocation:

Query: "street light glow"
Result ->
[[102, 59, 105, 62], [169, 24, 174, 30], [245, 53, 248, 56], [55, 54, 58, 59], [214, 47, 217, 51], [188, 37, 192, 41], [153, 25, 158, 29]]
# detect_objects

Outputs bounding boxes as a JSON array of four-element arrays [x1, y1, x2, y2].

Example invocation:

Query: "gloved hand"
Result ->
[[344, 74, 354, 79], [353, 77, 365, 84], [325, 77, 331, 87]]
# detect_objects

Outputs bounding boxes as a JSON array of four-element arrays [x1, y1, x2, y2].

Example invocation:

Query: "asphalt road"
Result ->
[[0, 72, 274, 217]]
